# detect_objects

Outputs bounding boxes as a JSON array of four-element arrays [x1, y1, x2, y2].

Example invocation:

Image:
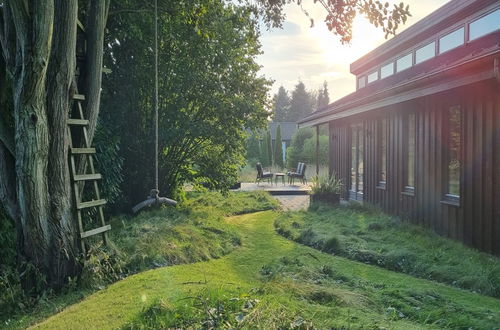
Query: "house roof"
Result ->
[[299, 25, 500, 127]]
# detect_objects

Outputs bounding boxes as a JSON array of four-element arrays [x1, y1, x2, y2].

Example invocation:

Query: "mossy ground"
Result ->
[[34, 211, 500, 329]]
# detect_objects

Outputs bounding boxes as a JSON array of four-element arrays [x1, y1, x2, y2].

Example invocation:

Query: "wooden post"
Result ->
[[316, 124, 320, 177]]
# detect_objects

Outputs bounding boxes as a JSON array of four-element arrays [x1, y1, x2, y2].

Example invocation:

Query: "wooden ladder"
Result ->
[[68, 92, 110, 255]]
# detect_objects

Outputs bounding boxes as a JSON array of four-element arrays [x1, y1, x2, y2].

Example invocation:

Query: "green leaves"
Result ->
[[102, 0, 270, 202], [254, 0, 410, 44]]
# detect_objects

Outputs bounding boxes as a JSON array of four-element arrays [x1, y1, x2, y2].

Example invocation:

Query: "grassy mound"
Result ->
[[274, 202, 500, 298], [36, 211, 500, 329]]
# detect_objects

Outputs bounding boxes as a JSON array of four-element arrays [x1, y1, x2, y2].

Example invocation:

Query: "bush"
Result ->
[[322, 237, 342, 254], [94, 122, 124, 211], [286, 127, 328, 168], [0, 207, 16, 268]]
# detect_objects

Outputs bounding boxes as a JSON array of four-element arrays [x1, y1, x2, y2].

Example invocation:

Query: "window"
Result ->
[[404, 113, 416, 192], [396, 53, 412, 72], [358, 76, 366, 89], [469, 8, 500, 41], [446, 105, 461, 198], [415, 41, 435, 64], [439, 27, 464, 53], [377, 118, 387, 186], [381, 62, 394, 79], [367, 71, 379, 84], [350, 124, 364, 200]]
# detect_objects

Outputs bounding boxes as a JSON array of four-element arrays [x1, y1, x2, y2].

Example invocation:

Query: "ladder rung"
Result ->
[[77, 199, 107, 210], [80, 225, 111, 239], [73, 94, 85, 101], [77, 19, 85, 32], [71, 147, 95, 154], [68, 119, 89, 126], [73, 174, 102, 181]]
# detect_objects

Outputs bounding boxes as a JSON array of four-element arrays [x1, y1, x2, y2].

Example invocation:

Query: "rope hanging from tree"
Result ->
[[132, 0, 177, 213]]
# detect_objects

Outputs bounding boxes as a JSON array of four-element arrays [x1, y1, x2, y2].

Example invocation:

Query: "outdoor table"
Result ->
[[275, 172, 286, 186]]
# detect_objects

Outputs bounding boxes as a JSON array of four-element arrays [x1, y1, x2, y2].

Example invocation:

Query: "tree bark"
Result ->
[[75, 0, 109, 181], [0, 0, 110, 289], [10, 0, 53, 276], [84, 0, 109, 143], [46, 0, 80, 286]]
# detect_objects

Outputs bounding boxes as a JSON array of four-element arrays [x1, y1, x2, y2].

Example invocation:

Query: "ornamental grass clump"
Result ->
[[311, 174, 343, 205], [311, 174, 343, 195]]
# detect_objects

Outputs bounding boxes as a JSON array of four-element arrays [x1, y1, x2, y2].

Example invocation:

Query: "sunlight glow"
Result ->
[[312, 14, 385, 68], [257, 0, 451, 100]]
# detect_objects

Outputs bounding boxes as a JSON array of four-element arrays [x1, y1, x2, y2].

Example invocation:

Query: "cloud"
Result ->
[[257, 0, 451, 102]]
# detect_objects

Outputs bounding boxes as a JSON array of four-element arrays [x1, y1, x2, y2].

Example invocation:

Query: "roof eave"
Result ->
[[300, 54, 498, 127]]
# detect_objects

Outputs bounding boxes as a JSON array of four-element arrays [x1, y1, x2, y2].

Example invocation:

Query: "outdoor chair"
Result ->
[[287, 162, 307, 185], [255, 162, 273, 185]]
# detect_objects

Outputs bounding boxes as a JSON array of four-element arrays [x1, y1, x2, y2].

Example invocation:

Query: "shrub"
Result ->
[[298, 228, 317, 246], [322, 236, 342, 254]]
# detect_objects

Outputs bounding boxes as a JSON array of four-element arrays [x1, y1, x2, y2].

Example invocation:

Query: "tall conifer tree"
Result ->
[[274, 125, 284, 168], [272, 86, 291, 121]]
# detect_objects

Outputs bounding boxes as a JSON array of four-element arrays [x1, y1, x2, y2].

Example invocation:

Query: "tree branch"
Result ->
[[0, 2, 17, 76], [84, 0, 110, 144], [108, 9, 151, 16]]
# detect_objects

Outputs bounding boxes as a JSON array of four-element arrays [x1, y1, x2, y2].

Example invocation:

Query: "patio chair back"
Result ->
[[256, 162, 264, 178], [300, 163, 307, 176], [296, 162, 304, 175]]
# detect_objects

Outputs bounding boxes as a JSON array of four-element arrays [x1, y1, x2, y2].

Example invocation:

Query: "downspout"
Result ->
[[494, 58, 500, 84]]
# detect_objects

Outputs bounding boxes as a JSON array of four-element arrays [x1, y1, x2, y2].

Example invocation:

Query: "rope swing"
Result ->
[[132, 0, 177, 213]]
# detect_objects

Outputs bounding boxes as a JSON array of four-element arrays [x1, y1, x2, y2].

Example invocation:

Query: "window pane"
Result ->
[[358, 126, 364, 193], [381, 62, 394, 79], [469, 9, 500, 41], [439, 27, 464, 53], [396, 53, 412, 72], [351, 126, 357, 191], [407, 114, 416, 187], [448, 106, 461, 196], [367, 71, 379, 84], [358, 76, 366, 89], [350, 124, 364, 194], [415, 41, 435, 64], [378, 119, 387, 182]]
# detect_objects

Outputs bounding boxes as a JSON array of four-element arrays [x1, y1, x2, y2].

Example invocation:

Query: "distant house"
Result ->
[[299, 0, 500, 254], [268, 122, 298, 162]]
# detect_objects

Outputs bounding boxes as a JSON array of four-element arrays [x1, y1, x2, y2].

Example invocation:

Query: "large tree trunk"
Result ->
[[46, 0, 80, 286], [10, 0, 53, 279], [0, 0, 109, 289]]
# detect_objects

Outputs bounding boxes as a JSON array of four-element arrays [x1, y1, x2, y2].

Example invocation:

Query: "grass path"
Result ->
[[34, 211, 500, 329]]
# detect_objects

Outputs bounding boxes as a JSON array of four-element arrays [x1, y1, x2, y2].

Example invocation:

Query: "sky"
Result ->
[[256, 0, 451, 102]]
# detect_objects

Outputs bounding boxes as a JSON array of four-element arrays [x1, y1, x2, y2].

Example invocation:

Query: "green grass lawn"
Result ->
[[1, 192, 278, 329], [33, 211, 500, 329], [275, 202, 500, 298]]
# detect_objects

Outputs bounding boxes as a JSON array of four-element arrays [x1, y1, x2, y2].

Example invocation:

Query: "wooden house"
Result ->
[[299, 0, 500, 254]]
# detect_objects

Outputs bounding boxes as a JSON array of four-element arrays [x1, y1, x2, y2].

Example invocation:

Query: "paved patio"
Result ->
[[274, 195, 310, 211], [235, 182, 311, 195]]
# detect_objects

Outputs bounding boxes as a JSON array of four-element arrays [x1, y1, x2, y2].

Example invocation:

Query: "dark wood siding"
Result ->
[[329, 81, 500, 254]]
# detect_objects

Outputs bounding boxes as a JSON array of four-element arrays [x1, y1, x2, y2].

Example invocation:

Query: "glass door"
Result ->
[[350, 123, 364, 201]]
